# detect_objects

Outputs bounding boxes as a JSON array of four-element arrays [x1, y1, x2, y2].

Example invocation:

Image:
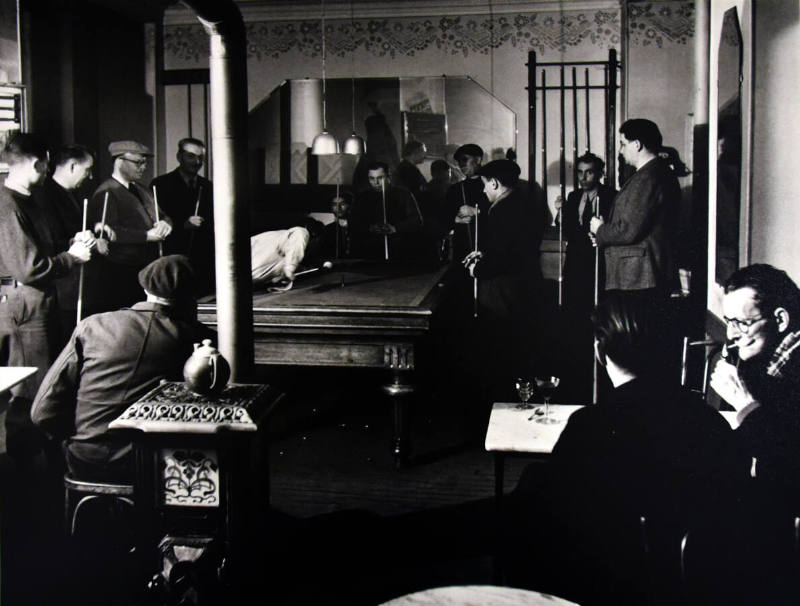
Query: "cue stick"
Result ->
[[99, 192, 109, 240], [335, 182, 340, 259], [461, 182, 473, 250], [585, 68, 591, 152], [592, 195, 600, 404], [381, 179, 389, 261], [473, 203, 479, 319], [558, 66, 565, 309], [541, 70, 548, 205], [187, 184, 203, 256], [572, 67, 578, 186], [559, 65, 565, 203], [152, 186, 164, 257], [76, 198, 88, 324]]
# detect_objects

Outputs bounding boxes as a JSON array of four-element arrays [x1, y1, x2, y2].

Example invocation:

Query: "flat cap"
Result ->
[[108, 140, 152, 158], [476, 159, 521, 186], [138, 255, 196, 301], [453, 144, 484, 161]]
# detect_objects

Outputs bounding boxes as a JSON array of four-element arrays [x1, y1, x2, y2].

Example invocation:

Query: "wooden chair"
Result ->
[[63, 473, 134, 537]]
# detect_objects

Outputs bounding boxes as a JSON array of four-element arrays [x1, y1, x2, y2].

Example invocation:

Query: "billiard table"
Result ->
[[197, 260, 454, 467]]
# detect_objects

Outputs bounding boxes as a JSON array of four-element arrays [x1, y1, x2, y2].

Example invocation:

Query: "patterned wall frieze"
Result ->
[[165, 9, 623, 64], [627, 2, 694, 48]]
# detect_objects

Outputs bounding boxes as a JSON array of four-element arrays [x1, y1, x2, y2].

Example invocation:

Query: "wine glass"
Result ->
[[515, 378, 534, 408], [534, 376, 561, 424]]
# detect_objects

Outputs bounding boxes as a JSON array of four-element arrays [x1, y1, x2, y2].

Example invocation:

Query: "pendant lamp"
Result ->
[[343, 2, 365, 156], [311, 0, 339, 155]]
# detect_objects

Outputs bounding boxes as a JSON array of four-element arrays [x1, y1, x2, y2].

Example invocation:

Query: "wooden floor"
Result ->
[[0, 364, 537, 606]]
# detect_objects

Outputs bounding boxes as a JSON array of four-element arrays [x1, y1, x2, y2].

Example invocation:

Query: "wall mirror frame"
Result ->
[[707, 0, 753, 320]]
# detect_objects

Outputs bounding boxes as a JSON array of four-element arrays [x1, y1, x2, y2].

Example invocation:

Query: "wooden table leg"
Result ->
[[383, 368, 413, 469], [493, 452, 506, 583]]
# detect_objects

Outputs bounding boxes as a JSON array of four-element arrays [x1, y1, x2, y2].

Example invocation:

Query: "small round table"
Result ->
[[379, 585, 579, 606]]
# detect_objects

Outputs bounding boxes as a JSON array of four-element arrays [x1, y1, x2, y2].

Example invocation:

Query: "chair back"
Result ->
[[63, 473, 134, 537]]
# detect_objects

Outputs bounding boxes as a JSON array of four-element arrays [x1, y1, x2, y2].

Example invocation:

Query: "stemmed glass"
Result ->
[[515, 378, 534, 409], [534, 376, 561, 424]]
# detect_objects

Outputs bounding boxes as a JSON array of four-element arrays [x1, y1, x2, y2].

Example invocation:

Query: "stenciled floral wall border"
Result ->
[[165, 2, 693, 65], [166, 10, 622, 64], [627, 2, 694, 48]]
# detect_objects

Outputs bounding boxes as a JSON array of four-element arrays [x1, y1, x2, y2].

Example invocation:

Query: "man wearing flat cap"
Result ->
[[444, 143, 489, 261], [462, 159, 543, 400], [85, 140, 172, 315], [32, 255, 213, 482]]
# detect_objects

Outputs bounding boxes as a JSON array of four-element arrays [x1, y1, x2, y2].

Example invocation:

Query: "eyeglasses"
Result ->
[[179, 151, 205, 162], [723, 315, 767, 335], [121, 157, 148, 167]]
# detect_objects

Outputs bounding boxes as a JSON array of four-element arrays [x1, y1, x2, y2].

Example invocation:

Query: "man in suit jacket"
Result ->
[[86, 140, 172, 314], [556, 152, 615, 315], [590, 119, 680, 295], [150, 137, 215, 294]]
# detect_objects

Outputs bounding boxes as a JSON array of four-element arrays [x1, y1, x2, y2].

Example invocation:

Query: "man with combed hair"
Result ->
[[509, 292, 741, 605], [0, 133, 94, 459], [349, 161, 424, 261], [589, 119, 680, 295], [34, 144, 99, 343], [150, 137, 215, 293], [555, 152, 615, 314], [32, 255, 212, 483]]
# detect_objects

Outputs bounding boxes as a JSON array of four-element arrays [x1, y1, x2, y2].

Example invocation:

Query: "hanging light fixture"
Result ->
[[343, 1, 365, 155], [311, 0, 339, 155]]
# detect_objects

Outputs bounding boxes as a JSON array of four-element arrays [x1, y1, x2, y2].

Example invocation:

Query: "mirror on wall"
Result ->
[[715, 7, 743, 285], [250, 76, 516, 186]]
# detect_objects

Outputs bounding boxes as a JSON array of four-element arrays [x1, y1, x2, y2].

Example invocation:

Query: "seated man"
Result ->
[[509, 292, 743, 605], [705, 263, 800, 604], [31, 255, 212, 483], [348, 161, 424, 262]]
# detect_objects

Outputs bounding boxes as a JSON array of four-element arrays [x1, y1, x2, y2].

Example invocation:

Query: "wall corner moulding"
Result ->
[[165, 1, 622, 25]]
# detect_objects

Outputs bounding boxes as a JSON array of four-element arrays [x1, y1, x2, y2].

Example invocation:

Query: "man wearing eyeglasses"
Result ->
[[86, 140, 172, 314], [150, 138, 215, 294], [708, 263, 800, 602]]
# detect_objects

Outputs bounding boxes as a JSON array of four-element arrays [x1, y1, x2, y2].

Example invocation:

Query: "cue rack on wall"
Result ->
[[528, 49, 621, 203]]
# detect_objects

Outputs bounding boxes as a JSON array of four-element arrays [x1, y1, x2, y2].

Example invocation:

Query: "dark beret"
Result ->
[[138, 255, 196, 300], [453, 144, 484, 161], [476, 159, 521, 186]]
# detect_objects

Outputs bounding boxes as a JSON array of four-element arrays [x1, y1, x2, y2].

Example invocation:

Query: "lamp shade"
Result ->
[[311, 130, 340, 155], [343, 132, 366, 155]]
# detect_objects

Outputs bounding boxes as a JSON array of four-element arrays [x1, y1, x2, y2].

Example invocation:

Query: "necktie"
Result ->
[[128, 183, 140, 200], [580, 193, 594, 227]]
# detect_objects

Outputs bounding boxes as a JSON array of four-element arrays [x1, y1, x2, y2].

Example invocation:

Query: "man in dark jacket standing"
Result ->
[[462, 159, 542, 399], [0, 133, 94, 460], [86, 141, 172, 315], [590, 119, 680, 296], [34, 144, 97, 344], [150, 138, 215, 294], [32, 255, 211, 483]]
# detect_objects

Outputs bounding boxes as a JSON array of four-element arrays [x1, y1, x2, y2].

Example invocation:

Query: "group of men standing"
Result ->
[[0, 132, 214, 463]]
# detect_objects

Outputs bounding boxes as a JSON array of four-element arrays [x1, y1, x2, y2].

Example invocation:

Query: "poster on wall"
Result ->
[[0, 85, 25, 173]]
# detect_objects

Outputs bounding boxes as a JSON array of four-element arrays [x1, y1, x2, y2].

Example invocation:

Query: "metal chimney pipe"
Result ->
[[180, 0, 253, 380]]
